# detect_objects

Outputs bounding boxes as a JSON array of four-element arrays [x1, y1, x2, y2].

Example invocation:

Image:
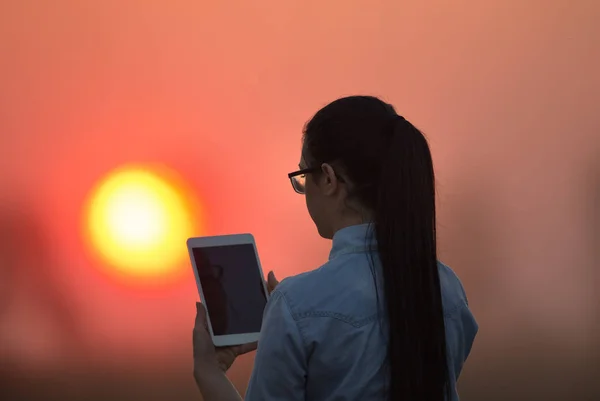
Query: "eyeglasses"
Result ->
[[288, 167, 319, 194], [288, 165, 346, 194]]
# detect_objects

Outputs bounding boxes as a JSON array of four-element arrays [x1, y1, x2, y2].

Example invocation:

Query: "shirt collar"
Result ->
[[329, 223, 377, 260]]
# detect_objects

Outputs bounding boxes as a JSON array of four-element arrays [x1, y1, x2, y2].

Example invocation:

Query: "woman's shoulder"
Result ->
[[437, 261, 471, 316], [274, 268, 324, 302], [272, 258, 379, 321]]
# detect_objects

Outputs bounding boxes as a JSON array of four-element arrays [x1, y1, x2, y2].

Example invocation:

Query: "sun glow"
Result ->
[[84, 165, 199, 283]]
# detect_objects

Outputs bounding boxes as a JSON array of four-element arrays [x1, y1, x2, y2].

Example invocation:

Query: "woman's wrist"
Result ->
[[194, 360, 223, 387], [194, 364, 242, 401]]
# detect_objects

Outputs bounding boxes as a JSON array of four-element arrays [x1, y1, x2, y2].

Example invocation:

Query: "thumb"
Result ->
[[267, 271, 279, 290], [195, 302, 208, 330]]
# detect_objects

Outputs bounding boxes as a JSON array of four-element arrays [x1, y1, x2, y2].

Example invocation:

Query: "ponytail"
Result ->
[[302, 95, 451, 400], [374, 116, 450, 401]]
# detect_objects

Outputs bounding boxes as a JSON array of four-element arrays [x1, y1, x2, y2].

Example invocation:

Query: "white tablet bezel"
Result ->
[[187, 233, 269, 347]]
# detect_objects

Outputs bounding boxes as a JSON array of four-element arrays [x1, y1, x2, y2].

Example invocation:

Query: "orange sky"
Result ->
[[0, 0, 598, 398]]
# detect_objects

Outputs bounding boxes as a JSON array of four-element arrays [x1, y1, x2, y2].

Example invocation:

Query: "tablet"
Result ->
[[187, 233, 269, 347]]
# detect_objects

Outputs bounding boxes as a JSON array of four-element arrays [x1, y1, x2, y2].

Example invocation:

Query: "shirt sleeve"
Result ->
[[245, 289, 307, 401]]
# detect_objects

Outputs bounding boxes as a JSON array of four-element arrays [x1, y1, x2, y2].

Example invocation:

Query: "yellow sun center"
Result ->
[[84, 166, 198, 282]]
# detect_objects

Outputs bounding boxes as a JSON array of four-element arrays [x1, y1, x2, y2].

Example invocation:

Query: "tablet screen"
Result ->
[[192, 244, 268, 336]]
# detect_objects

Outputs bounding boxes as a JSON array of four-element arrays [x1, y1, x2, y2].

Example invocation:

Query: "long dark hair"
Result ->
[[303, 96, 449, 401]]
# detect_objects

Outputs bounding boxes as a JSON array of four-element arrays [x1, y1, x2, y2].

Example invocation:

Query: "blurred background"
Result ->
[[0, 0, 598, 400]]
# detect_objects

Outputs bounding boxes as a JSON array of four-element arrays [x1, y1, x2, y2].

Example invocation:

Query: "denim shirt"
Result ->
[[246, 224, 478, 401]]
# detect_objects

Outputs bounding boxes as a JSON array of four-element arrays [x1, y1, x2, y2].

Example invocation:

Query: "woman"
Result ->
[[192, 95, 478, 401]]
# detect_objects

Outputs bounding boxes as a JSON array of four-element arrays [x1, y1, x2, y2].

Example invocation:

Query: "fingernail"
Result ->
[[269, 271, 276, 280]]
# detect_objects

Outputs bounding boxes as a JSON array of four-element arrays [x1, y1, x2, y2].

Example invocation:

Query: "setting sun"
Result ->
[[84, 165, 198, 283]]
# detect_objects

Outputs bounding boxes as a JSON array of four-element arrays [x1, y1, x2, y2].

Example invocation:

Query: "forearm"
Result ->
[[195, 366, 243, 401]]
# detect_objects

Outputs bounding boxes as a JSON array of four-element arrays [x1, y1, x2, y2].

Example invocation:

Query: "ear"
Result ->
[[320, 163, 340, 196]]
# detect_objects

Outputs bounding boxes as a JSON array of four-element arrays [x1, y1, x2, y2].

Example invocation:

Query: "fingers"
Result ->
[[267, 271, 279, 293], [237, 341, 258, 355], [215, 341, 257, 372]]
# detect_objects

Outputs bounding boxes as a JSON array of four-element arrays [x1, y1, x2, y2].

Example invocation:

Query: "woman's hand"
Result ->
[[193, 271, 279, 379], [265, 271, 278, 294]]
